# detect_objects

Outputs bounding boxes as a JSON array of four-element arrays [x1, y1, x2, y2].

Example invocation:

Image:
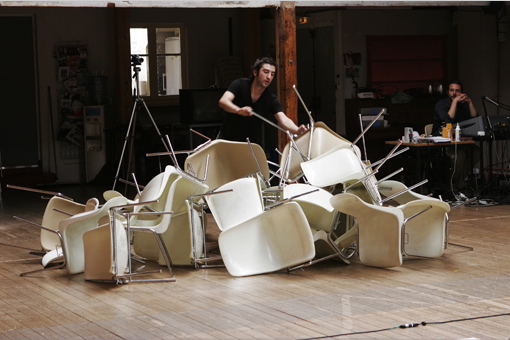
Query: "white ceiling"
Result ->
[[0, 1, 491, 8]]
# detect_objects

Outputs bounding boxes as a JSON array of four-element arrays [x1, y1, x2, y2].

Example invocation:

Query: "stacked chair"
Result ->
[[5, 93, 457, 281]]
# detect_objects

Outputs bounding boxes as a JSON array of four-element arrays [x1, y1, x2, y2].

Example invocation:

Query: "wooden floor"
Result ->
[[1, 184, 510, 339]]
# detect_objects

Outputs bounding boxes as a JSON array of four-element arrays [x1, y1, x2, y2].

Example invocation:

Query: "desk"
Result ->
[[385, 140, 476, 195]]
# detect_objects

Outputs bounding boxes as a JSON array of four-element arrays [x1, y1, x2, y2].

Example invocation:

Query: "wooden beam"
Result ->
[[275, 1, 297, 152], [114, 8, 131, 125]]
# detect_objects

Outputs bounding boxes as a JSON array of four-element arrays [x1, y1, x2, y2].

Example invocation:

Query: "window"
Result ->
[[130, 24, 187, 103]]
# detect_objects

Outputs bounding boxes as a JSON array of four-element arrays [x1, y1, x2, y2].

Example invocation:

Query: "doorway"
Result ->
[[297, 24, 336, 130], [0, 16, 39, 169]]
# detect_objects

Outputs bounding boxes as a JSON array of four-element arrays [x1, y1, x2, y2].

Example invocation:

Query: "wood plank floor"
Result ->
[[1, 184, 510, 339]]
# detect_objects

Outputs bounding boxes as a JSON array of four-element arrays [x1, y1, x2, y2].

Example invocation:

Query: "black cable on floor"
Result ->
[[299, 312, 510, 339]]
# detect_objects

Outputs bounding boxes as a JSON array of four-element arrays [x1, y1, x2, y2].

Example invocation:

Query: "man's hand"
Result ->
[[297, 124, 308, 135], [236, 106, 253, 116], [456, 93, 471, 104]]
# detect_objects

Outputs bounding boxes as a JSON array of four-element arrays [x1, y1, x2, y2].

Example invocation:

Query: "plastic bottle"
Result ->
[[455, 123, 461, 142]]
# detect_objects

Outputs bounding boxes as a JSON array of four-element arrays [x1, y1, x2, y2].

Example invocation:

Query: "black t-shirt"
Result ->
[[432, 98, 473, 136], [220, 78, 282, 146]]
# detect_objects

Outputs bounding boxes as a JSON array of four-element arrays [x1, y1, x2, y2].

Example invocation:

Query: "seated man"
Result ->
[[432, 80, 478, 196], [432, 80, 477, 136]]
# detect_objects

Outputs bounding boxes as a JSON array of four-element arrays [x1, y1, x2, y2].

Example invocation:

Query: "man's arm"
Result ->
[[449, 93, 477, 119], [218, 90, 252, 117], [274, 112, 308, 135]]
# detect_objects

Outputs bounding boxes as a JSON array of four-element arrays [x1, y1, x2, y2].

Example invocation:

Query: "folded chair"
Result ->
[[205, 177, 315, 276]]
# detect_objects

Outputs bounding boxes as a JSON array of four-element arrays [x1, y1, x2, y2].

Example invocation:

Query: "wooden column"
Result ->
[[275, 1, 297, 152], [114, 8, 132, 125]]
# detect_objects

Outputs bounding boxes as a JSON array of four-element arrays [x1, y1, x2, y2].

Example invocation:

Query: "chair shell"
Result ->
[[330, 193, 404, 268], [83, 211, 130, 282], [184, 139, 270, 190], [279, 122, 360, 182], [40, 196, 99, 252], [205, 177, 264, 232], [218, 201, 315, 276], [300, 145, 366, 188], [59, 196, 129, 275], [282, 183, 351, 265]]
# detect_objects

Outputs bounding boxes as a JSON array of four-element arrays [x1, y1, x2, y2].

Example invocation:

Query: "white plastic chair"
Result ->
[[184, 139, 270, 190], [218, 201, 315, 276], [206, 177, 315, 276], [15, 196, 127, 277], [330, 193, 404, 268], [278, 122, 360, 183], [378, 180, 450, 258], [119, 167, 181, 282], [300, 144, 367, 189], [39, 196, 99, 253], [205, 177, 264, 232], [83, 213, 130, 283], [281, 183, 352, 267], [132, 174, 209, 266]]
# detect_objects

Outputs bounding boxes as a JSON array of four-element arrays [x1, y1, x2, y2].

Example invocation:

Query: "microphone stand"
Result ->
[[480, 96, 510, 194]]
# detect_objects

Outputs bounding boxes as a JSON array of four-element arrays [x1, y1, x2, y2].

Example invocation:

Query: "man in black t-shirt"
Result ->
[[218, 57, 307, 146], [432, 81, 478, 193], [432, 81, 477, 136]]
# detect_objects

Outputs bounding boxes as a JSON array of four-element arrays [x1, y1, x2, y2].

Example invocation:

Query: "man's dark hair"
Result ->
[[449, 80, 463, 91], [250, 57, 277, 80]]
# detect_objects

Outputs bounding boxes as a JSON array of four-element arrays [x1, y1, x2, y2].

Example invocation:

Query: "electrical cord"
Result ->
[[299, 312, 510, 339], [449, 139, 460, 201]]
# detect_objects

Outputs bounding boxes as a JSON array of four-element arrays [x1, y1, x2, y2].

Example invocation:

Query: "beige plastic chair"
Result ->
[[83, 207, 130, 283], [132, 174, 209, 266], [281, 183, 351, 267], [205, 177, 264, 232], [424, 123, 433, 136], [206, 177, 315, 276], [39, 196, 99, 253], [118, 167, 181, 282], [330, 193, 404, 268], [218, 201, 315, 276], [184, 139, 270, 190], [11, 189, 99, 273], [378, 180, 450, 258], [15, 196, 127, 277], [300, 144, 368, 189], [59, 196, 129, 275], [279, 122, 357, 183]]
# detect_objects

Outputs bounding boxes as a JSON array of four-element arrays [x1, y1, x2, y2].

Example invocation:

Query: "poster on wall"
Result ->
[[55, 44, 88, 160]]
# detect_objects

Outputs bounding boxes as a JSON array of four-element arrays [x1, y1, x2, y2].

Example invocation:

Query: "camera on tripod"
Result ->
[[131, 54, 144, 66]]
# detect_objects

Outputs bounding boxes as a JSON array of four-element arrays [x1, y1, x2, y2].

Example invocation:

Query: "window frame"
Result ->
[[130, 23, 188, 106]]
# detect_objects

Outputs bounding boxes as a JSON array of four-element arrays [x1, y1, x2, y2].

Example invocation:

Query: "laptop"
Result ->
[[459, 116, 485, 137]]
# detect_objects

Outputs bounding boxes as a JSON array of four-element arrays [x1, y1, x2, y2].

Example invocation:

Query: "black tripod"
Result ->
[[113, 55, 170, 191]]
